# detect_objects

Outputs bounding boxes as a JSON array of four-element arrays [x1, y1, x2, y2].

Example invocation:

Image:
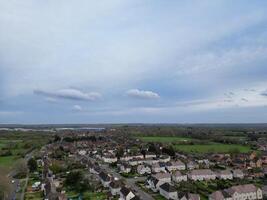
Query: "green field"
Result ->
[[0, 156, 18, 168], [137, 136, 193, 143], [83, 192, 107, 200], [174, 143, 251, 153], [65, 191, 107, 200], [24, 191, 43, 200]]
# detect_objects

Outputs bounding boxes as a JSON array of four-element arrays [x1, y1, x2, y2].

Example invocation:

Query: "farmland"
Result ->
[[0, 131, 52, 171], [137, 136, 194, 143], [174, 143, 251, 153], [136, 136, 251, 153]]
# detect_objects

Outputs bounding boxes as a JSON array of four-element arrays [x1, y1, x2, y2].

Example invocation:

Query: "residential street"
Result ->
[[86, 156, 154, 200], [101, 163, 154, 200]]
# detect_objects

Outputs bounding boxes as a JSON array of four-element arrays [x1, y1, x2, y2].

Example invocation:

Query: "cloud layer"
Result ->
[[1, 0, 267, 123], [33, 89, 102, 101], [126, 89, 160, 99]]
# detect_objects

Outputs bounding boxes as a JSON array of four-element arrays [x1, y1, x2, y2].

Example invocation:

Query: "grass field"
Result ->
[[137, 136, 193, 143], [0, 156, 18, 168], [65, 191, 107, 200], [83, 192, 107, 200], [174, 143, 251, 153], [24, 191, 43, 200]]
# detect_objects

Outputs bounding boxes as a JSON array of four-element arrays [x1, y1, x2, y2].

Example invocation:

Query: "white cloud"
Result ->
[[126, 89, 160, 99], [72, 105, 82, 111], [34, 89, 102, 101]]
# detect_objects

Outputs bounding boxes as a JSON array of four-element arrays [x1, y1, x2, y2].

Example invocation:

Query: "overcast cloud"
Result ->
[[1, 0, 267, 123]]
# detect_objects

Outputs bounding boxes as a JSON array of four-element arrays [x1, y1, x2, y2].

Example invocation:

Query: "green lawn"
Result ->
[[65, 191, 107, 200], [0, 156, 18, 168], [174, 143, 251, 153], [24, 191, 43, 200], [83, 192, 107, 200], [137, 136, 193, 143]]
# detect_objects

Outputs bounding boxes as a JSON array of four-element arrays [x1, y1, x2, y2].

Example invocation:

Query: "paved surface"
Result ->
[[7, 151, 34, 200], [100, 163, 154, 200], [85, 155, 154, 200], [7, 179, 19, 200]]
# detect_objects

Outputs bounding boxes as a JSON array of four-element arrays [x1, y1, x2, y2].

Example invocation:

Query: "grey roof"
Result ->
[[159, 182, 176, 193], [120, 186, 133, 196]]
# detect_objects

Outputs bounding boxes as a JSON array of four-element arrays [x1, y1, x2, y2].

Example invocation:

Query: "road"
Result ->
[[85, 155, 154, 200], [7, 150, 35, 200], [101, 163, 154, 200]]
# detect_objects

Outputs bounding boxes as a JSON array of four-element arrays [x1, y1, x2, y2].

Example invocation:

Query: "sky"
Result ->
[[1, 0, 267, 124]]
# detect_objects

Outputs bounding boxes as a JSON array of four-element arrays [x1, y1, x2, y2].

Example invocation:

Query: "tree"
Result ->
[[116, 147, 124, 160], [28, 158, 38, 172], [54, 135, 61, 142], [65, 171, 85, 191], [0, 170, 11, 200], [14, 160, 28, 179]]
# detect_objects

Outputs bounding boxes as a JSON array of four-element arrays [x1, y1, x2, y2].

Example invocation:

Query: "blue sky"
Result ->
[[1, 0, 267, 124]]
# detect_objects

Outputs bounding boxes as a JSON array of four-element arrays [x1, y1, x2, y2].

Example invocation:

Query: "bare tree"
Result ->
[[0, 168, 11, 200], [13, 159, 28, 179]]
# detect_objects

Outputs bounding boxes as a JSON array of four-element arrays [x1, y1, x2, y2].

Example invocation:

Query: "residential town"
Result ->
[[10, 126, 266, 200]]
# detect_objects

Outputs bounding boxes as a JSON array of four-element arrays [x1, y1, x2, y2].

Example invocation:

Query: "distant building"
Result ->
[[216, 170, 233, 180], [172, 171, 187, 182], [166, 160, 186, 171], [137, 164, 151, 175], [232, 169, 244, 179], [209, 184, 263, 200], [188, 169, 216, 181]]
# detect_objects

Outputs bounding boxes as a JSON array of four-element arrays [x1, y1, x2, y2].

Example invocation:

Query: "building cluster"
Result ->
[[89, 161, 140, 200], [25, 130, 267, 200]]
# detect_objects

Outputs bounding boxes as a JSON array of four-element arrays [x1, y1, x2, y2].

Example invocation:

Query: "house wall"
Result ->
[[159, 189, 178, 200], [172, 175, 187, 182]]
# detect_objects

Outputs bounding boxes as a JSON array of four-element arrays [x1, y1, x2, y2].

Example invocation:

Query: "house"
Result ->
[[99, 171, 112, 187], [187, 161, 199, 170], [197, 159, 210, 168], [146, 176, 164, 192], [137, 164, 151, 175], [43, 178, 59, 200], [249, 159, 262, 168], [153, 172, 171, 183], [172, 171, 187, 182], [120, 163, 131, 173], [227, 184, 262, 200], [102, 154, 117, 163], [121, 155, 134, 161], [143, 158, 159, 165], [152, 162, 166, 173], [78, 150, 87, 156], [159, 155, 171, 163], [179, 193, 200, 200], [188, 169, 216, 181], [159, 182, 178, 200], [216, 170, 233, 180], [145, 153, 157, 159], [232, 169, 244, 179], [209, 190, 232, 200], [166, 160, 186, 171], [120, 186, 136, 200], [109, 180, 122, 196], [262, 186, 267, 198]]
